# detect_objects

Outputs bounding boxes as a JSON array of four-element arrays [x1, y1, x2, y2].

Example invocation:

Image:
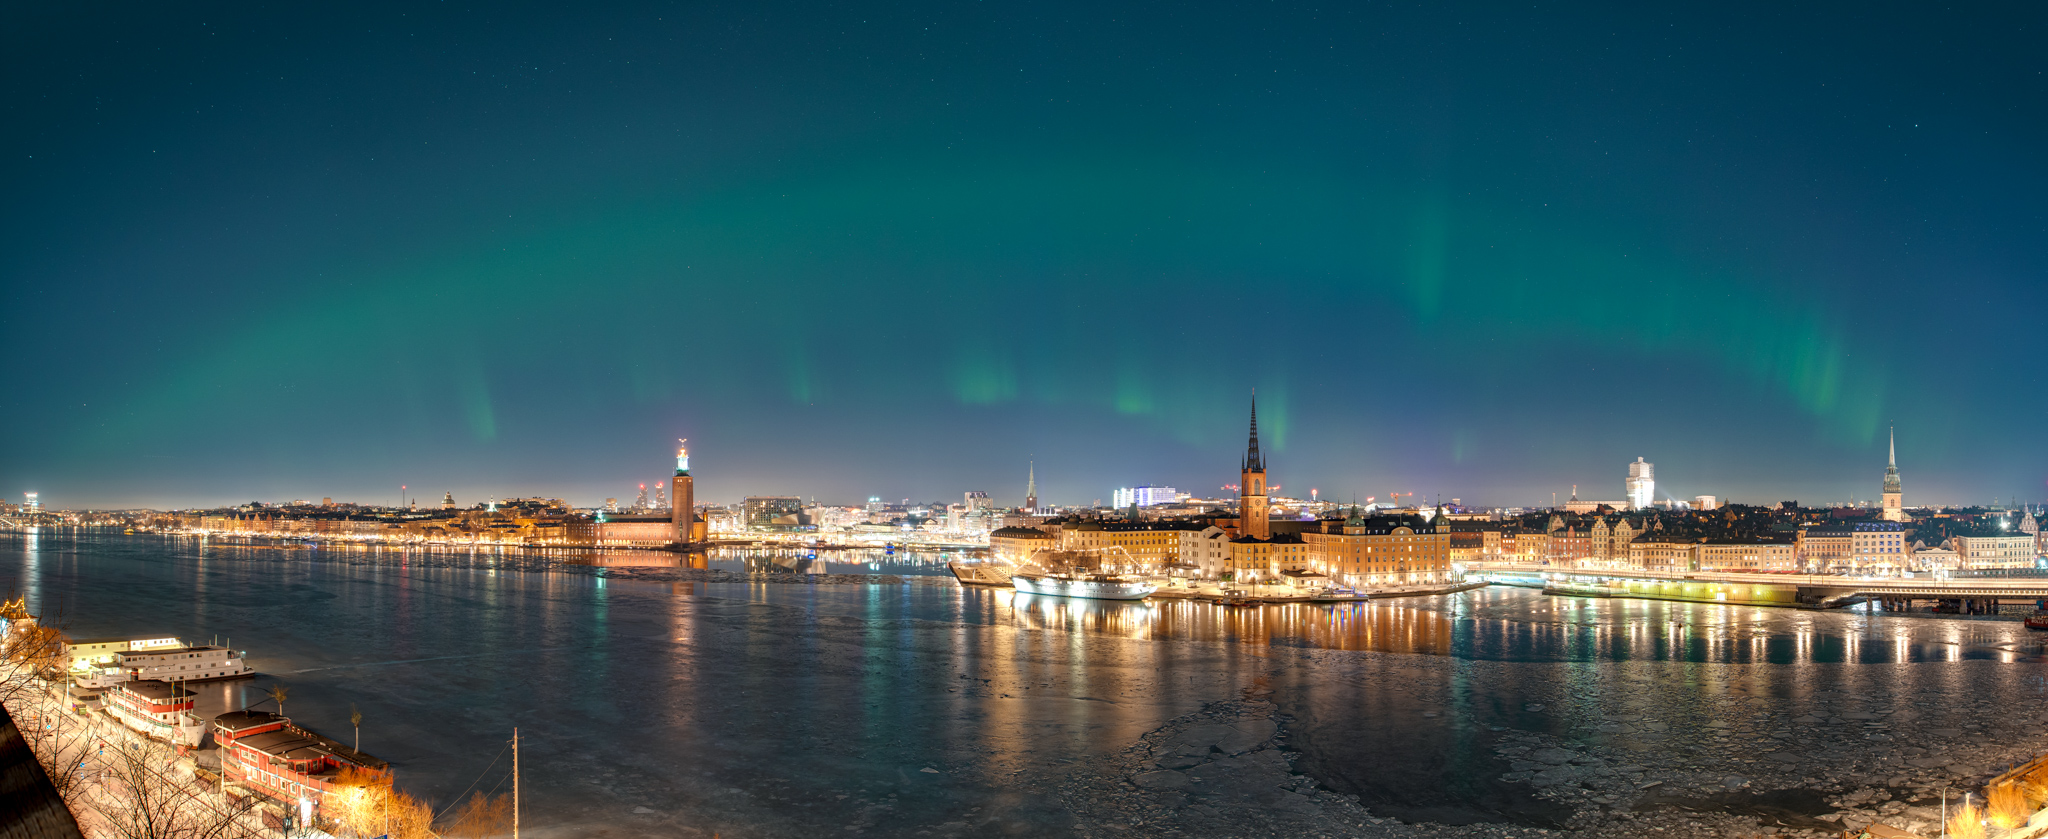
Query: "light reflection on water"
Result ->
[[8, 532, 2048, 834]]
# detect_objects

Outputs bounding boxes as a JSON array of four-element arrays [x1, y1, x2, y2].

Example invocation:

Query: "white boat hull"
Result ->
[[1012, 575, 1155, 600]]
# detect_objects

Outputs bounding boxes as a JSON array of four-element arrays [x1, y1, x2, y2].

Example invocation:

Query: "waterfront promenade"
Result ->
[[1475, 563, 2048, 610]]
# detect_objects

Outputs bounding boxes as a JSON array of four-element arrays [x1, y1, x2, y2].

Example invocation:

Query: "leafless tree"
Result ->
[[87, 737, 264, 839]]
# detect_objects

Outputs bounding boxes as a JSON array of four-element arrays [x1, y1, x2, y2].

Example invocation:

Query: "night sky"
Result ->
[[4, 3, 2044, 510]]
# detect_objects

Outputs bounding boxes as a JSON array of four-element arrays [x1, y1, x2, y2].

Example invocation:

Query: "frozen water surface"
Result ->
[[6, 531, 2048, 836]]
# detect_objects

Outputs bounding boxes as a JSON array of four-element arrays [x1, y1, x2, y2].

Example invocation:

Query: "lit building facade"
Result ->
[[1300, 511, 1452, 587], [1625, 458, 1655, 510], [1797, 522, 1906, 573], [1951, 534, 2037, 570]]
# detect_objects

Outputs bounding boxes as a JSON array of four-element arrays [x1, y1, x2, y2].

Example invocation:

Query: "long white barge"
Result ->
[[1011, 573, 1156, 601]]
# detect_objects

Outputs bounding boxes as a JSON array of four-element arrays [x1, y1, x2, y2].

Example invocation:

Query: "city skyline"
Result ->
[[12, 422, 2040, 514], [4, 2, 2045, 509]]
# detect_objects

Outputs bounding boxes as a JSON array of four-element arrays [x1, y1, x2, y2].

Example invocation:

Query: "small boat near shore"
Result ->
[[2025, 612, 2048, 631]]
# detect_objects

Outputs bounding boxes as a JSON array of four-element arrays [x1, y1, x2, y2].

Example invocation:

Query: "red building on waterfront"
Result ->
[[213, 711, 387, 807]]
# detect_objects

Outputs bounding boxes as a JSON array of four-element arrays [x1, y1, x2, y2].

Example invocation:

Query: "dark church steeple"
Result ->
[[1243, 397, 1266, 473], [1238, 396, 1270, 539]]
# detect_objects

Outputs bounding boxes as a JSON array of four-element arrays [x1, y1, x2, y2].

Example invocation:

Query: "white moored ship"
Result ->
[[77, 644, 254, 689], [106, 679, 207, 748], [947, 559, 1019, 587], [1011, 573, 1156, 601]]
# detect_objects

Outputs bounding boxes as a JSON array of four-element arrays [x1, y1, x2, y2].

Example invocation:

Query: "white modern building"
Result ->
[[1112, 485, 1182, 509], [1625, 458, 1655, 510]]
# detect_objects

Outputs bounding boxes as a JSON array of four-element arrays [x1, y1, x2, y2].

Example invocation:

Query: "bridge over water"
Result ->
[[1472, 563, 2048, 612]]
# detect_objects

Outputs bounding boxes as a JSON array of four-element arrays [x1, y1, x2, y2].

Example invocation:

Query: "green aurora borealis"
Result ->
[[3, 2, 2043, 508]]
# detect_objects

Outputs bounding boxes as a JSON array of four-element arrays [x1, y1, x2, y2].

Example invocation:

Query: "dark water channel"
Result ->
[[5, 531, 2044, 835]]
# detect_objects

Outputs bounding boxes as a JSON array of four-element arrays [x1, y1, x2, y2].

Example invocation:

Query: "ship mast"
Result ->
[[512, 727, 521, 839]]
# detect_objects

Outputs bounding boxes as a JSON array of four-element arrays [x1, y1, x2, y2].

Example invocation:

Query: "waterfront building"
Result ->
[[1881, 427, 1906, 522], [1178, 525, 1231, 577], [1694, 540, 1797, 572], [1911, 543, 1960, 573], [595, 514, 678, 547], [1301, 509, 1452, 587], [1628, 540, 1697, 572], [1796, 522, 1906, 573], [1058, 521, 1203, 571], [214, 711, 388, 812], [1626, 458, 1655, 510], [1226, 532, 1310, 584], [990, 526, 1054, 563], [672, 439, 697, 544], [1504, 530, 1548, 564], [1951, 533, 2037, 570]]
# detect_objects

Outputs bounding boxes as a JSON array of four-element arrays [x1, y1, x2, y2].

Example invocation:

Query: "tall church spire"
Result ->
[[1237, 396, 1270, 539], [1243, 397, 1265, 472], [1025, 460, 1038, 512], [1881, 425, 1904, 521]]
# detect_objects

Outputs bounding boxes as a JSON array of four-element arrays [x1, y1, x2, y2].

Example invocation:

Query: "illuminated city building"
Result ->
[[1057, 521, 1201, 571], [441, 491, 455, 510], [1023, 462, 1038, 513], [1178, 526, 1231, 576], [1695, 540, 1797, 572], [672, 438, 697, 544], [1300, 507, 1452, 587], [1881, 426, 1906, 522], [213, 711, 388, 813], [1951, 533, 2037, 570], [1625, 458, 1655, 510], [1797, 521, 1906, 573], [1626, 539, 1696, 572], [742, 496, 806, 531], [1112, 485, 1182, 509], [989, 525, 1054, 563]]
